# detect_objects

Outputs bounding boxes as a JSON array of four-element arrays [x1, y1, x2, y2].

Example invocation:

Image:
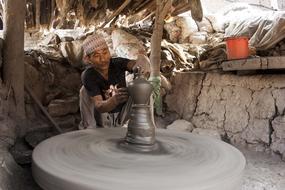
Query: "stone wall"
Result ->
[[165, 72, 285, 159]]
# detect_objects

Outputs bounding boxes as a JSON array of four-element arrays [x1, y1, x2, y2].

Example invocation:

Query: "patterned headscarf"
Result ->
[[82, 34, 109, 56]]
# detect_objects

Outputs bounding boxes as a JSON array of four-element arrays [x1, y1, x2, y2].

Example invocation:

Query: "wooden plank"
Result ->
[[222, 56, 285, 71], [222, 57, 262, 71], [267, 56, 285, 69], [260, 57, 268, 69]]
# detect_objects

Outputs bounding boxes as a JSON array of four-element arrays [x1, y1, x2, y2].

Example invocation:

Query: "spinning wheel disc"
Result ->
[[32, 128, 245, 190]]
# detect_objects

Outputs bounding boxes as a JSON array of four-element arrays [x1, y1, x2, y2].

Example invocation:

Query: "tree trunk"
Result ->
[[3, 0, 26, 119]]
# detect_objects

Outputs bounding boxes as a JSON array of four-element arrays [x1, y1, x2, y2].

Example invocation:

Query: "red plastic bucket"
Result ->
[[225, 36, 249, 60]]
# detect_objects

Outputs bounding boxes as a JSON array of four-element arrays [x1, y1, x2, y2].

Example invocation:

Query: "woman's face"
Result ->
[[88, 48, 111, 70]]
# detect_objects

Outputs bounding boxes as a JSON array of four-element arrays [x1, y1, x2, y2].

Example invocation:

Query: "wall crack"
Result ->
[[269, 90, 279, 146], [191, 73, 206, 119]]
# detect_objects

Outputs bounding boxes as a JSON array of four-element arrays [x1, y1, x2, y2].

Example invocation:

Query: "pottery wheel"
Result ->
[[32, 128, 245, 190]]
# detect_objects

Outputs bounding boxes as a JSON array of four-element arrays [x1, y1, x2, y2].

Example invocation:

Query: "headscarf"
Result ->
[[82, 34, 108, 56]]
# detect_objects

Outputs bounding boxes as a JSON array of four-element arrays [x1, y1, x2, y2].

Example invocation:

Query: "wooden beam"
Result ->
[[172, 4, 191, 16], [100, 0, 132, 28], [133, 0, 153, 14]]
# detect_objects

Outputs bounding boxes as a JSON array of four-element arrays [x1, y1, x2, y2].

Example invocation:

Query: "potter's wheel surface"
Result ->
[[32, 128, 245, 190]]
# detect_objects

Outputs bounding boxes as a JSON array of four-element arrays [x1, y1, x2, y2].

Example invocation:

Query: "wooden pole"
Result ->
[[50, 0, 55, 28], [149, 0, 172, 115], [25, 84, 63, 134], [150, 0, 172, 77], [3, 0, 26, 119], [36, 0, 41, 29]]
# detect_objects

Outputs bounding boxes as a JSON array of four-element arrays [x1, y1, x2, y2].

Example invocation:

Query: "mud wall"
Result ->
[[165, 71, 285, 159]]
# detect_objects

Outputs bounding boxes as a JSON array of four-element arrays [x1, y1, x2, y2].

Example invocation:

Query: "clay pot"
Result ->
[[127, 75, 153, 105]]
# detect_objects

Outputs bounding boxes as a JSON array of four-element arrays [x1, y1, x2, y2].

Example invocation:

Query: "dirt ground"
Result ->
[[240, 146, 285, 190]]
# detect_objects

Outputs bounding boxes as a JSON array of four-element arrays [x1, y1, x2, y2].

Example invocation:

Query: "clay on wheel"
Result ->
[[32, 128, 246, 190]]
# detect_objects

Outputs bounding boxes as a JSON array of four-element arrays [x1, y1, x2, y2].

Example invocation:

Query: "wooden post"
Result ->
[[36, 0, 40, 29], [150, 0, 172, 77], [149, 0, 172, 115], [50, 0, 55, 27], [3, 0, 26, 119]]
